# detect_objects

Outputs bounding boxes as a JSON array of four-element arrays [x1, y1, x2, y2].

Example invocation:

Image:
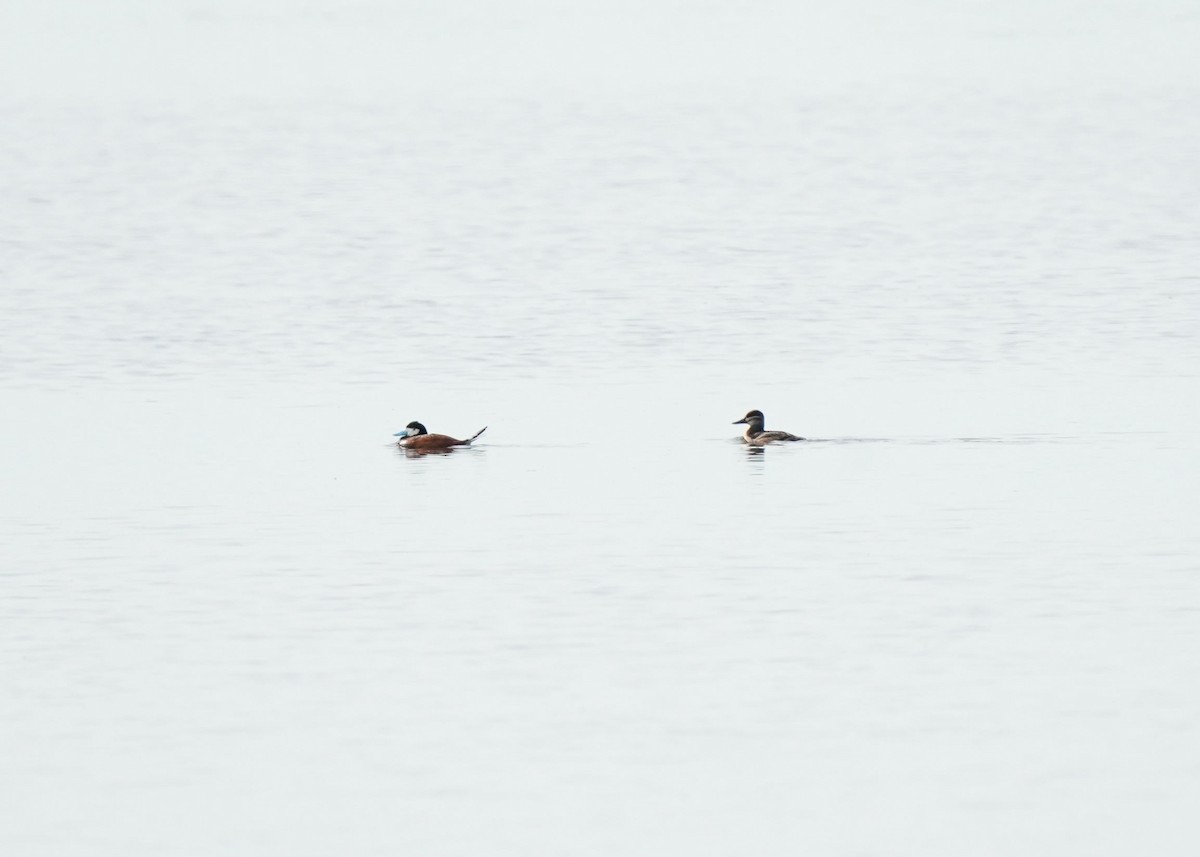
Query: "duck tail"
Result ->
[[467, 426, 488, 444]]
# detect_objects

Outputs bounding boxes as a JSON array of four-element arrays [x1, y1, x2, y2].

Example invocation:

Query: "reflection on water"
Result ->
[[396, 444, 488, 460]]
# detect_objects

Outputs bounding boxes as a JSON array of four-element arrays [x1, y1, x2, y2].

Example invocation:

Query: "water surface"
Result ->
[[2, 1, 1199, 854]]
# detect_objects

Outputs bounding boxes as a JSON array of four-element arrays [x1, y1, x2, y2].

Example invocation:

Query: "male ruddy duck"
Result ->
[[394, 421, 487, 451], [732, 409, 804, 445]]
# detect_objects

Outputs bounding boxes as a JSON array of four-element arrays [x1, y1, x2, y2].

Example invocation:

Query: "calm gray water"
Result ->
[[3, 1, 1199, 854]]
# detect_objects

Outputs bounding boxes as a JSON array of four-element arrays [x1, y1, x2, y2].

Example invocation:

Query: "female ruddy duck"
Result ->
[[732, 409, 804, 445], [394, 420, 487, 451]]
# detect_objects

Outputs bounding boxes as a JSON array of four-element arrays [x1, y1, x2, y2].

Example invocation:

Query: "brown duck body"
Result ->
[[400, 432, 477, 450], [743, 429, 803, 446], [394, 420, 487, 450], [732, 409, 803, 445]]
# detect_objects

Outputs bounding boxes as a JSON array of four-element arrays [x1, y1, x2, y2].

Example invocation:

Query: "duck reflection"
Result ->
[[398, 446, 464, 459]]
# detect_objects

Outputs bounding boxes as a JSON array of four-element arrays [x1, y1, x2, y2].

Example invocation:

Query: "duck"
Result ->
[[732, 409, 804, 445], [394, 421, 487, 451]]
